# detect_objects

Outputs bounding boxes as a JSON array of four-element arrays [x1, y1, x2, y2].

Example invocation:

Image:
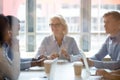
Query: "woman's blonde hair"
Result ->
[[50, 15, 68, 35]]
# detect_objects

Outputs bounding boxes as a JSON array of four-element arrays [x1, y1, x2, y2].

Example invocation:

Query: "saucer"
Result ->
[[57, 60, 68, 64], [88, 75, 102, 80], [29, 66, 44, 71]]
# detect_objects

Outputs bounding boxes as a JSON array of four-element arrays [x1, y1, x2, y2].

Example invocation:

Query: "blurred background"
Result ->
[[0, 0, 120, 58]]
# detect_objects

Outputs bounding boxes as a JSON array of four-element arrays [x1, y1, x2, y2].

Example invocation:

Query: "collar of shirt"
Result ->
[[110, 36, 116, 41], [52, 35, 66, 42], [2, 43, 13, 62], [2, 43, 8, 50], [110, 32, 120, 42]]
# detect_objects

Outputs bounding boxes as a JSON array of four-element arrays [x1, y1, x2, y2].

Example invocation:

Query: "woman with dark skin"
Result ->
[[0, 14, 15, 80], [6, 15, 46, 71]]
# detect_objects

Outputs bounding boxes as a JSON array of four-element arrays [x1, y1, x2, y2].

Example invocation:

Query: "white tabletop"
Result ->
[[18, 62, 99, 80]]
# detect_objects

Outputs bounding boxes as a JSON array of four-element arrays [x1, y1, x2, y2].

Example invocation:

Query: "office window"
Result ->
[[91, 0, 120, 54], [62, 4, 70, 9], [35, 0, 82, 58], [1, 0, 120, 58]]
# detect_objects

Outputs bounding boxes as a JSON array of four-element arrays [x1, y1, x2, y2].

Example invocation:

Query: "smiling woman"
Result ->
[[36, 15, 82, 61]]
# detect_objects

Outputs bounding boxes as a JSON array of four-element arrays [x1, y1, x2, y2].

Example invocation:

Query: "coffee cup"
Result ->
[[44, 60, 53, 75], [73, 61, 83, 77]]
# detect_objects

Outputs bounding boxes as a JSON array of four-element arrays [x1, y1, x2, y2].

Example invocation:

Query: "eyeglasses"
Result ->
[[49, 23, 62, 27]]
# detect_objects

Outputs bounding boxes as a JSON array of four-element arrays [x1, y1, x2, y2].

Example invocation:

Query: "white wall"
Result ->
[[0, 0, 3, 13]]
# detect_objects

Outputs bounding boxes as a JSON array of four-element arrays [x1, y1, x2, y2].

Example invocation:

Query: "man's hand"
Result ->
[[96, 69, 110, 79], [96, 69, 108, 76], [80, 58, 94, 67]]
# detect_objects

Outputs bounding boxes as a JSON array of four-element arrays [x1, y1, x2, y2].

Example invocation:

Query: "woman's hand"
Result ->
[[50, 53, 59, 59], [61, 48, 70, 60], [0, 75, 3, 80]]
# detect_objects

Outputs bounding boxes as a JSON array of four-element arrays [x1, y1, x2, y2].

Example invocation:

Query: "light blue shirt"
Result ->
[[2, 43, 13, 64], [11, 38, 31, 71], [36, 35, 82, 61], [91, 33, 120, 70], [20, 58, 32, 70]]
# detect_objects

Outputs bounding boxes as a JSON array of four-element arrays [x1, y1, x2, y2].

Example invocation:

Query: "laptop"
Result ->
[[80, 50, 104, 80], [38, 58, 58, 80], [49, 58, 58, 80], [80, 49, 91, 75]]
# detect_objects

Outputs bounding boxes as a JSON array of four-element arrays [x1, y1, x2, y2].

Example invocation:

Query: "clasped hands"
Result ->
[[50, 48, 70, 60], [33, 49, 70, 67]]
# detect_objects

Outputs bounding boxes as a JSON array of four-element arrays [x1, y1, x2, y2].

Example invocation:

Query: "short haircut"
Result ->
[[103, 11, 120, 21], [6, 15, 20, 30]]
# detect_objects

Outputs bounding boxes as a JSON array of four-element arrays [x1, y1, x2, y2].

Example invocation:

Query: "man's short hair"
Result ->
[[103, 11, 120, 21]]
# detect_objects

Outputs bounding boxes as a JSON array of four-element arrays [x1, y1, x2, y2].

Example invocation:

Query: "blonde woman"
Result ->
[[36, 15, 82, 61]]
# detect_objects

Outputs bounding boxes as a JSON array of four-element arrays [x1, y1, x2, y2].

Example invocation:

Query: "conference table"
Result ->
[[18, 61, 100, 80]]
